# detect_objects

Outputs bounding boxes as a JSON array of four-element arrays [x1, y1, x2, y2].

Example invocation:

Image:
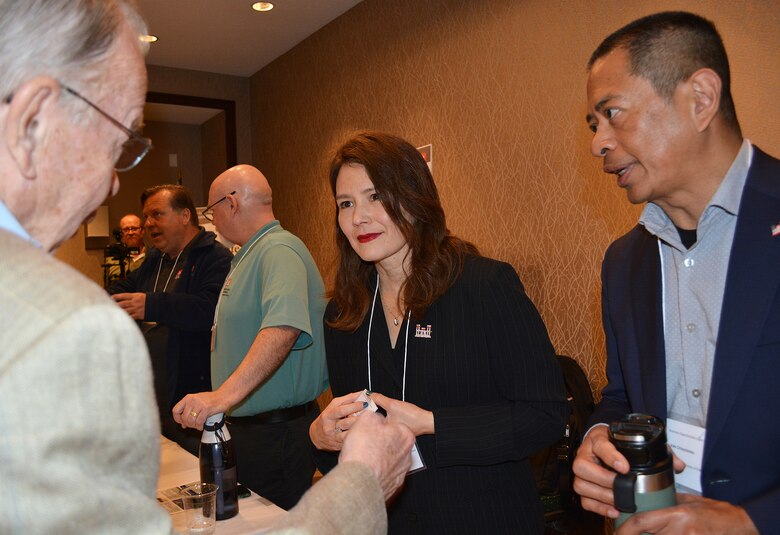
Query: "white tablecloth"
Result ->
[[158, 436, 287, 534]]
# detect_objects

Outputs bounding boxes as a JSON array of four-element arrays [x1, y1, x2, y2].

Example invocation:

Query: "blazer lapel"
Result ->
[[630, 230, 668, 420], [705, 148, 780, 461]]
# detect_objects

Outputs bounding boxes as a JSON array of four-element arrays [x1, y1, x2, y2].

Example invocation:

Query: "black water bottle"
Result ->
[[199, 413, 239, 520]]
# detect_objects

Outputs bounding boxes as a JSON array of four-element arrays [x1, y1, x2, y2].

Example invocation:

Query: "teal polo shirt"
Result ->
[[211, 220, 328, 416]]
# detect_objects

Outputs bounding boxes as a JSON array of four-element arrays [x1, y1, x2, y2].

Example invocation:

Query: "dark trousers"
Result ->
[[145, 324, 201, 456], [228, 408, 318, 510]]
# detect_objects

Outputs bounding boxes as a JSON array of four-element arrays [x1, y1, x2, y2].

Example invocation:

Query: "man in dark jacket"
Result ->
[[110, 184, 232, 453]]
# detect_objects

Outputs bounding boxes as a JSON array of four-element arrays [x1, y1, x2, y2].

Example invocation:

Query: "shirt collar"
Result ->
[[0, 199, 41, 247], [233, 220, 280, 263], [708, 139, 753, 216], [639, 139, 753, 240]]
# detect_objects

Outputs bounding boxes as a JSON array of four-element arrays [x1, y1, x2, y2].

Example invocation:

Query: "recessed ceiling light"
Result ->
[[252, 2, 274, 12], [139, 34, 158, 43]]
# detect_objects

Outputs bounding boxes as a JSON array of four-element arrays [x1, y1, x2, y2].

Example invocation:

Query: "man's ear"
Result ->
[[688, 68, 722, 133], [227, 192, 239, 215], [3, 77, 60, 180], [179, 207, 192, 225]]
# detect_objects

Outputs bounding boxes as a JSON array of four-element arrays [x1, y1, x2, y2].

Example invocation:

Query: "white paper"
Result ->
[[354, 390, 379, 414], [409, 442, 425, 473], [355, 390, 425, 473], [667, 418, 705, 494]]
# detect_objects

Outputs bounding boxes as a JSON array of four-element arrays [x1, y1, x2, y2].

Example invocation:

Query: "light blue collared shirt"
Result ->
[[0, 199, 40, 247], [639, 139, 753, 427]]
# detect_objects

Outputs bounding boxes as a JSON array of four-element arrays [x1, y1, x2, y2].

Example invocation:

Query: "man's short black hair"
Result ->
[[141, 184, 199, 227], [588, 11, 740, 135]]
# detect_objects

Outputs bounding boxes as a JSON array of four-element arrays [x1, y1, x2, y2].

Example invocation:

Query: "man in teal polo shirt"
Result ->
[[173, 164, 328, 510]]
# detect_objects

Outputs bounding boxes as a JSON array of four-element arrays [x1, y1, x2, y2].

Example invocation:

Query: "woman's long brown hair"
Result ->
[[327, 131, 478, 331]]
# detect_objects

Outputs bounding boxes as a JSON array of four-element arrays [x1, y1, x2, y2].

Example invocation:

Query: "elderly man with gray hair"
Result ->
[[0, 1, 168, 533]]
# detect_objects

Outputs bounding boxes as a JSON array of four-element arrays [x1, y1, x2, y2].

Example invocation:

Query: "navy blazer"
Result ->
[[592, 146, 780, 532]]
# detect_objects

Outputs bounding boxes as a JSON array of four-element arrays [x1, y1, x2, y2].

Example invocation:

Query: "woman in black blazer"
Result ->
[[309, 131, 567, 534]]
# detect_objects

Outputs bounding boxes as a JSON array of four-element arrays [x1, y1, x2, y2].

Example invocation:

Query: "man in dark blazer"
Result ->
[[110, 184, 232, 454], [572, 12, 779, 534]]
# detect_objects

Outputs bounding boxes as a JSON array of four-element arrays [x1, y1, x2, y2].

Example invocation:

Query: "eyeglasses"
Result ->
[[201, 191, 236, 222], [60, 84, 152, 172], [121, 226, 142, 234]]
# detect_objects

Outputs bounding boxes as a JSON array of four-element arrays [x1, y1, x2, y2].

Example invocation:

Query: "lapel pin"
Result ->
[[414, 324, 432, 339], [772, 222, 780, 237]]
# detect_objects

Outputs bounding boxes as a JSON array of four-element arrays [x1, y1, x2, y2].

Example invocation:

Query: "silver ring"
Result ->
[[335, 423, 343, 433]]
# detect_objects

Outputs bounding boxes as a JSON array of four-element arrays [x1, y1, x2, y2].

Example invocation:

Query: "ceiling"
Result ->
[[136, 0, 363, 78]]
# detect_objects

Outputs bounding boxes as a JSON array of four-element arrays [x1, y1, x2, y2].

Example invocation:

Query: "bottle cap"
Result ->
[[201, 412, 231, 442], [205, 412, 225, 428], [609, 413, 669, 471]]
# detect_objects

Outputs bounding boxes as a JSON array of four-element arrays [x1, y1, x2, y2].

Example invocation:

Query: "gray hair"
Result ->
[[0, 0, 148, 103]]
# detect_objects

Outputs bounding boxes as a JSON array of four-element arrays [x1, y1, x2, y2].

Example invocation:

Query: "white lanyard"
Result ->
[[367, 273, 411, 401], [153, 249, 183, 293], [658, 239, 666, 331], [212, 224, 276, 329]]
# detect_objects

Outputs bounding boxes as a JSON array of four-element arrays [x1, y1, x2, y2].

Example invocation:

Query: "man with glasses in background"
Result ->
[[118, 213, 147, 265], [110, 184, 232, 455], [0, 0, 171, 532], [106, 213, 147, 285]]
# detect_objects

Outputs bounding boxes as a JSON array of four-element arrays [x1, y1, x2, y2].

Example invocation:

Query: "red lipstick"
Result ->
[[357, 233, 381, 243]]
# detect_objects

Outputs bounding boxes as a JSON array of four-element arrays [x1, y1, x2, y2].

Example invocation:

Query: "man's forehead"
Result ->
[[110, 19, 148, 116], [589, 48, 632, 83], [143, 191, 172, 210], [586, 51, 634, 108], [76, 41, 145, 143]]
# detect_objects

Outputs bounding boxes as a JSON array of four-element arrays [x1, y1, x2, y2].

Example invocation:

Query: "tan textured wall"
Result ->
[[250, 0, 780, 396]]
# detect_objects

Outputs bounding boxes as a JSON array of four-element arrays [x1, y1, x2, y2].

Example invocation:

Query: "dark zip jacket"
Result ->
[[109, 228, 232, 408]]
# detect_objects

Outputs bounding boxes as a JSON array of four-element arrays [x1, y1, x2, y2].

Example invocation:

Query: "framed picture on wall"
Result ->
[[417, 144, 432, 172], [84, 205, 111, 250]]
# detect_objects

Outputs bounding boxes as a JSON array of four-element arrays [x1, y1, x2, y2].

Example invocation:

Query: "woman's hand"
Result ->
[[370, 392, 435, 436], [309, 391, 368, 451]]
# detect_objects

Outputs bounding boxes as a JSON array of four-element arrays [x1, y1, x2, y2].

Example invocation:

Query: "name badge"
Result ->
[[667, 418, 705, 494], [409, 441, 426, 474]]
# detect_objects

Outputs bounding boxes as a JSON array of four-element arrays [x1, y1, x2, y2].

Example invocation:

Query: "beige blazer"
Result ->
[[0, 230, 170, 534], [269, 462, 386, 535]]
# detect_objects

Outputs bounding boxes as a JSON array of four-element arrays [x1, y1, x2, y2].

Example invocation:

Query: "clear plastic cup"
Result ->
[[179, 482, 218, 535]]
